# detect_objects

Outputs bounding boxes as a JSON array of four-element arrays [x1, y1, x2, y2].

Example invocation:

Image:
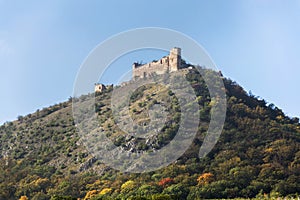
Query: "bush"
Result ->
[[50, 195, 77, 200], [151, 194, 172, 200], [163, 183, 189, 200]]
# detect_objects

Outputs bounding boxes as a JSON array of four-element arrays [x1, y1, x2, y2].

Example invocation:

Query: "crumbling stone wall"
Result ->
[[132, 47, 181, 79]]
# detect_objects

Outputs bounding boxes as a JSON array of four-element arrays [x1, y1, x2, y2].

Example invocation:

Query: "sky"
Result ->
[[0, 0, 300, 124]]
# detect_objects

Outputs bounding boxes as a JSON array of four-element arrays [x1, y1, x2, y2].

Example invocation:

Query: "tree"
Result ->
[[151, 194, 172, 200], [187, 186, 202, 200], [163, 183, 189, 200], [32, 192, 49, 200], [158, 177, 174, 188], [197, 173, 214, 185], [99, 188, 112, 195], [136, 184, 161, 197], [121, 180, 136, 193], [50, 195, 77, 200]]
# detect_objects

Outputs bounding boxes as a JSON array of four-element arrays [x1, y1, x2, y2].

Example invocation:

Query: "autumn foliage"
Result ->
[[158, 177, 174, 187], [84, 190, 98, 200], [1, 70, 300, 199], [197, 173, 214, 185]]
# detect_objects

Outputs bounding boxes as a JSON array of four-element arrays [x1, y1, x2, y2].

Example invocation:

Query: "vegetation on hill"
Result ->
[[0, 68, 300, 200]]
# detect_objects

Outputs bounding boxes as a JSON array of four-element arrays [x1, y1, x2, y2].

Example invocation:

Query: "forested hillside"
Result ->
[[0, 68, 300, 200]]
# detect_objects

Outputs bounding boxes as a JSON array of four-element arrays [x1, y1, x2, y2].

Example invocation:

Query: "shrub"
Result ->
[[158, 178, 174, 188]]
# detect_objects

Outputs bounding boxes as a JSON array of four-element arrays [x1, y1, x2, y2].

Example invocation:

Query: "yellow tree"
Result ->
[[197, 173, 214, 185], [100, 188, 112, 195], [121, 180, 136, 193], [84, 190, 98, 200], [19, 196, 28, 200]]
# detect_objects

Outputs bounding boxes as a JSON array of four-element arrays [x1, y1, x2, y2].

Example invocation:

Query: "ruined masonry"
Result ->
[[95, 47, 184, 92], [94, 83, 106, 93], [132, 47, 182, 79]]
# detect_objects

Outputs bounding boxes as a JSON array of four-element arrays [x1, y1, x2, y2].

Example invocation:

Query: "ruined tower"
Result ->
[[169, 47, 181, 72], [132, 47, 182, 79], [94, 83, 106, 93]]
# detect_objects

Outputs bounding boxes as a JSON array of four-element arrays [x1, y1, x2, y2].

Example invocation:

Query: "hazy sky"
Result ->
[[1, 0, 300, 124]]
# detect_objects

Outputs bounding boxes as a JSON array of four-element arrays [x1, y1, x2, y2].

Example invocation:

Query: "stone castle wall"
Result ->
[[132, 47, 181, 79]]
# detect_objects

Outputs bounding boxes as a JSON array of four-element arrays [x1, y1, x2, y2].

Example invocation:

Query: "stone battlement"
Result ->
[[132, 47, 182, 79], [95, 47, 186, 92]]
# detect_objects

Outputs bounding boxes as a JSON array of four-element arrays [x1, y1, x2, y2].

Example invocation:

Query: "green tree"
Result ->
[[163, 183, 189, 200]]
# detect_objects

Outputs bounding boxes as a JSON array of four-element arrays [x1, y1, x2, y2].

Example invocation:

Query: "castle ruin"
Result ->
[[95, 47, 187, 92], [132, 47, 182, 79], [94, 83, 106, 93]]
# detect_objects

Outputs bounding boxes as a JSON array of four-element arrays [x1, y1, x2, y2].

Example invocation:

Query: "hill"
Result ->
[[0, 68, 300, 200]]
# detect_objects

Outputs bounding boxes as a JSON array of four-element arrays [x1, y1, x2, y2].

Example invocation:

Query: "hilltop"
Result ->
[[0, 67, 300, 200]]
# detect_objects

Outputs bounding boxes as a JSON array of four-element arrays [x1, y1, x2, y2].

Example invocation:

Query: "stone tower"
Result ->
[[94, 83, 106, 93], [132, 47, 182, 79], [169, 47, 181, 72]]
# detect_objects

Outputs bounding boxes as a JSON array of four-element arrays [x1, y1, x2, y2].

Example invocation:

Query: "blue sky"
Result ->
[[1, 0, 300, 124]]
